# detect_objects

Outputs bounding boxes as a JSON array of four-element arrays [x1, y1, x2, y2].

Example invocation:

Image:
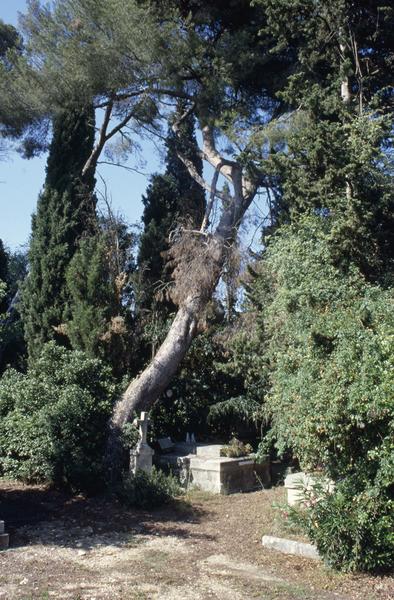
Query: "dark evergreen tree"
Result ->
[[66, 216, 137, 378], [258, 0, 394, 280], [0, 243, 28, 373], [21, 105, 96, 359]]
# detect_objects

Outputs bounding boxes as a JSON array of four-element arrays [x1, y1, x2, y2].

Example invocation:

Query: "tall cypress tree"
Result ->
[[138, 105, 205, 315], [21, 105, 96, 358], [65, 216, 137, 378], [0, 240, 8, 313]]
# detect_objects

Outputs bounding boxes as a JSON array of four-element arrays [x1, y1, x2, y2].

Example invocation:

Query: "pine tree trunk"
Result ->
[[105, 235, 226, 477], [105, 122, 258, 479], [113, 298, 201, 425]]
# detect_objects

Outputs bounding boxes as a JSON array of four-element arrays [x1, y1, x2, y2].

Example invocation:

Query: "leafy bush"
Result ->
[[0, 342, 117, 492], [241, 215, 394, 571], [289, 476, 394, 572], [246, 217, 394, 478], [116, 467, 182, 509]]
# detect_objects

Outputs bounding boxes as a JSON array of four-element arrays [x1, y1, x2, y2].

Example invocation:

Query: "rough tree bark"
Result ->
[[105, 118, 261, 475]]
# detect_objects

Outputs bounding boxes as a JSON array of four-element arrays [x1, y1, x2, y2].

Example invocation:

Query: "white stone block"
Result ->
[[262, 535, 320, 560], [196, 444, 223, 458], [130, 443, 154, 475], [189, 454, 270, 494], [284, 472, 308, 506]]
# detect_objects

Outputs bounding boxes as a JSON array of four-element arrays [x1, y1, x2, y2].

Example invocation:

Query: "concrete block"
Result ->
[[190, 454, 270, 494], [0, 533, 9, 550], [284, 472, 335, 506], [262, 535, 320, 560], [284, 472, 307, 506]]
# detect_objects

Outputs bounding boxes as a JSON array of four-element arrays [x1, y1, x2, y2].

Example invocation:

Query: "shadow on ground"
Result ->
[[0, 480, 214, 551]]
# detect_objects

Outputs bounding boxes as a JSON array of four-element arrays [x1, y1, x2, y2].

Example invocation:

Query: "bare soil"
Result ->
[[0, 480, 393, 600]]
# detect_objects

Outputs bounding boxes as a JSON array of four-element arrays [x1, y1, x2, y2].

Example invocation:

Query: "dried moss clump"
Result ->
[[220, 437, 253, 458]]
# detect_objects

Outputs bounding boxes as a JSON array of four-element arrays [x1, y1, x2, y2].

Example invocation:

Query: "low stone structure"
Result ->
[[0, 520, 9, 550], [156, 441, 271, 494], [284, 471, 335, 506], [262, 535, 320, 560], [130, 412, 154, 475]]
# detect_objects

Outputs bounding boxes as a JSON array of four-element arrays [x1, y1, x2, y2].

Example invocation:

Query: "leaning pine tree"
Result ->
[[5, 0, 296, 475], [21, 105, 96, 358]]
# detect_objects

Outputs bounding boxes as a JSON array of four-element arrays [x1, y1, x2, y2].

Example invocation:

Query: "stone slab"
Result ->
[[0, 533, 9, 550], [284, 472, 307, 488], [157, 437, 175, 453], [284, 472, 335, 506], [262, 535, 320, 560], [130, 443, 154, 475], [284, 472, 307, 506]]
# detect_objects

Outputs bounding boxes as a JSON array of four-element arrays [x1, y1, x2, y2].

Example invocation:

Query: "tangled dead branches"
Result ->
[[166, 228, 225, 308]]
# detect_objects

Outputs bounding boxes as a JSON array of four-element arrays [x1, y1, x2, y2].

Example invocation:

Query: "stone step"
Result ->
[[0, 521, 4, 534], [0, 533, 9, 550]]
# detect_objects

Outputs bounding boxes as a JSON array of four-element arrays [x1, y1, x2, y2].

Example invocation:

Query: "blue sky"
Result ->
[[0, 0, 160, 250], [1, 1, 264, 255]]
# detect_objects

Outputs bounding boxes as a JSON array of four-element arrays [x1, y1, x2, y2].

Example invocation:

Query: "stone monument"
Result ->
[[130, 411, 154, 474], [155, 440, 271, 494], [284, 471, 335, 506]]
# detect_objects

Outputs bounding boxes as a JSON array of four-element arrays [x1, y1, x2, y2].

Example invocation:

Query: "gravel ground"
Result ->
[[0, 480, 393, 600]]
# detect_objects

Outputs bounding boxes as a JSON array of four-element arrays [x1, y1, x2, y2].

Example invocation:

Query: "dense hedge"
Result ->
[[0, 342, 117, 492]]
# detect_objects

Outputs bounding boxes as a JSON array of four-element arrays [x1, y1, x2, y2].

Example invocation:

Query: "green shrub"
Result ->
[[0, 342, 117, 492], [289, 476, 394, 573], [116, 467, 182, 509], [255, 218, 394, 478], [241, 215, 394, 572]]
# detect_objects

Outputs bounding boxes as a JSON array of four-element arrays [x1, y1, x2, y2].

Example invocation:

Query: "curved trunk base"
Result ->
[[105, 300, 200, 478]]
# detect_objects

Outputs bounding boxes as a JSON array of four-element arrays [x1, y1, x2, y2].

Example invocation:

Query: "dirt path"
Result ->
[[0, 481, 393, 600]]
